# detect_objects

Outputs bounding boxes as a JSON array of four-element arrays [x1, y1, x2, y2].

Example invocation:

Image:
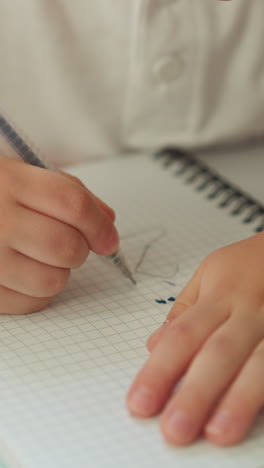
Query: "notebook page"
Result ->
[[0, 154, 263, 468], [197, 142, 264, 202]]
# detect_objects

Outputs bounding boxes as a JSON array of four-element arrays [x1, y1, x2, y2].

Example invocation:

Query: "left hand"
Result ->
[[126, 233, 264, 446]]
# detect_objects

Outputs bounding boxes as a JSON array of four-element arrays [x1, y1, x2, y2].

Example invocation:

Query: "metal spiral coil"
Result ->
[[156, 147, 264, 232]]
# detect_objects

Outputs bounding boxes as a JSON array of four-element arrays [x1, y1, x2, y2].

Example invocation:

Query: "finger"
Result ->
[[0, 249, 70, 297], [206, 339, 264, 446], [160, 316, 263, 446], [7, 159, 118, 255], [9, 204, 89, 268], [0, 285, 51, 315], [147, 264, 204, 352], [59, 171, 116, 221], [127, 300, 226, 418]]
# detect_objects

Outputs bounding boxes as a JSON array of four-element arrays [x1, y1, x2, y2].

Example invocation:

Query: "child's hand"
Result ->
[[0, 157, 118, 315], [127, 233, 264, 446]]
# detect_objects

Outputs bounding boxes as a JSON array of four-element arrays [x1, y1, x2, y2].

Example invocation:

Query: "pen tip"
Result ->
[[107, 249, 136, 285], [130, 276, 137, 285]]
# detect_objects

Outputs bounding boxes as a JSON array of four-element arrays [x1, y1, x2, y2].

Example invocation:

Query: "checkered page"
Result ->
[[0, 154, 263, 468]]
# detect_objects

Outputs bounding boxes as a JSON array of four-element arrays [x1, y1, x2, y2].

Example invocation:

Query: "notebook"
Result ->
[[0, 145, 264, 468]]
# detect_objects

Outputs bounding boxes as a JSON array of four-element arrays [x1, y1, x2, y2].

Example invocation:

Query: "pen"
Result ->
[[0, 113, 136, 285]]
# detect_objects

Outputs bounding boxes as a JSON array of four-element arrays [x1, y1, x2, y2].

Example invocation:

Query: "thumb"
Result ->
[[147, 263, 204, 352]]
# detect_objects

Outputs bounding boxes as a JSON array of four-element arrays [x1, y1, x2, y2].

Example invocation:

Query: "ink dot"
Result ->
[[168, 297, 176, 302], [155, 299, 167, 304]]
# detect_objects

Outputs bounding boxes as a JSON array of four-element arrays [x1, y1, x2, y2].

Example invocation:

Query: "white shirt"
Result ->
[[0, 0, 264, 166]]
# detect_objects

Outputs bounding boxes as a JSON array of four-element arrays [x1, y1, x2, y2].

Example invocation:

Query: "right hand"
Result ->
[[0, 157, 119, 315]]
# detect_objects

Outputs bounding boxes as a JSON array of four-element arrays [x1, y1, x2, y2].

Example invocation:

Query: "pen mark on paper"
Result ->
[[163, 281, 177, 286], [135, 231, 171, 277], [134, 230, 165, 275], [121, 228, 179, 281], [155, 296, 176, 305]]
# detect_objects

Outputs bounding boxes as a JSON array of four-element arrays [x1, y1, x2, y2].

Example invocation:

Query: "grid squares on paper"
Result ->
[[0, 155, 263, 468]]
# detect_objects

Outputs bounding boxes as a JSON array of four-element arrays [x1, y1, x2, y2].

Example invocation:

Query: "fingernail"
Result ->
[[151, 319, 170, 337], [206, 410, 232, 435], [165, 410, 194, 440], [148, 320, 171, 347], [128, 386, 156, 416], [104, 205, 116, 220], [163, 318, 170, 326], [149, 325, 163, 340], [108, 226, 119, 250]]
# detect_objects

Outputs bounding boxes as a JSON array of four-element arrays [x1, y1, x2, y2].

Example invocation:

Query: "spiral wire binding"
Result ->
[[156, 147, 264, 233]]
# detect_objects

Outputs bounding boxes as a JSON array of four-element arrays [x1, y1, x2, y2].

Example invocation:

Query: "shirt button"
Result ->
[[151, 53, 185, 89]]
